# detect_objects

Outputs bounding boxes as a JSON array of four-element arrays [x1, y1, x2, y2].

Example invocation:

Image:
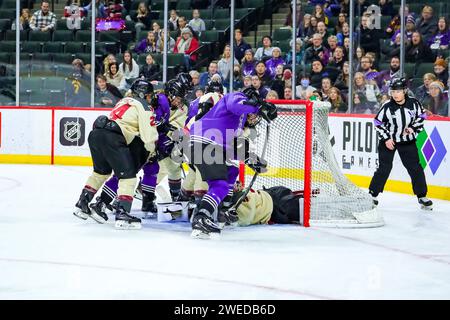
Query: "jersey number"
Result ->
[[150, 116, 156, 126], [110, 103, 131, 120]]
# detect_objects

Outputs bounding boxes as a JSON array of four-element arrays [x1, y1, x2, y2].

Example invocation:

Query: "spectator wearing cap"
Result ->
[[174, 27, 200, 71], [188, 9, 206, 35], [433, 58, 449, 89], [414, 73, 437, 104], [422, 81, 448, 116], [391, 15, 416, 43], [296, 73, 316, 99], [428, 17, 450, 53], [30, 0, 56, 32], [265, 47, 285, 78], [254, 36, 274, 61], [415, 5, 438, 42], [405, 32, 434, 63], [304, 33, 330, 65], [285, 38, 304, 66], [241, 49, 256, 77], [234, 29, 252, 62]]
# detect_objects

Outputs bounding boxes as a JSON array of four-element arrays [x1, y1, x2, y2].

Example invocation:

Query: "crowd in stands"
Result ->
[[0, 0, 448, 115]]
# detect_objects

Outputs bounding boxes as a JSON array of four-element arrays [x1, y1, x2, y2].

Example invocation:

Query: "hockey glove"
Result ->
[[258, 101, 277, 123], [246, 152, 268, 174], [157, 135, 175, 160], [195, 101, 214, 121]]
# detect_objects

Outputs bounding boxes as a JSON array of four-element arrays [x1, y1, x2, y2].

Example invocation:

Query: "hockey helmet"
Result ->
[[130, 79, 154, 99], [390, 77, 407, 90], [165, 79, 185, 100], [176, 72, 193, 91], [205, 80, 223, 94]]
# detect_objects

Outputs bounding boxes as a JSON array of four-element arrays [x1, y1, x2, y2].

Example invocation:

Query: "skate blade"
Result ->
[[115, 220, 142, 230], [73, 209, 89, 220], [191, 229, 220, 240], [89, 212, 108, 224], [421, 205, 433, 211], [142, 212, 157, 219]]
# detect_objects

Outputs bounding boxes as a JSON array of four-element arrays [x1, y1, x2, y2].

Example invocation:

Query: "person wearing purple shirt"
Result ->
[[240, 49, 256, 77], [428, 17, 450, 52], [186, 87, 277, 239], [265, 47, 285, 78]]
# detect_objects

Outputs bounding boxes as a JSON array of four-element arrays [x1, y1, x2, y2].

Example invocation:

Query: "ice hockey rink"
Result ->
[[1, 164, 450, 300]]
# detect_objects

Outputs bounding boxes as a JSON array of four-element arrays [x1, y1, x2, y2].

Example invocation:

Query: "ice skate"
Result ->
[[115, 209, 142, 230], [141, 192, 157, 219], [73, 188, 95, 220], [88, 197, 109, 224], [218, 209, 239, 228], [372, 196, 378, 207], [134, 178, 143, 200], [418, 197, 433, 211], [191, 213, 221, 240]]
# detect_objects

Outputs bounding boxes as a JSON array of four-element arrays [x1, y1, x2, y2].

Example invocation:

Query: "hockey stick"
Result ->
[[229, 122, 271, 212]]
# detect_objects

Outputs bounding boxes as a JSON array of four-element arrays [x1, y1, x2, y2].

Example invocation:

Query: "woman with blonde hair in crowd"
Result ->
[[103, 53, 117, 76], [157, 29, 175, 53], [266, 90, 279, 100], [12, 8, 31, 30], [328, 87, 347, 113]]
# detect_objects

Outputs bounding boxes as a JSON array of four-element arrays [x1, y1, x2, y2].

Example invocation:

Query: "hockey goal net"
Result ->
[[241, 100, 384, 228]]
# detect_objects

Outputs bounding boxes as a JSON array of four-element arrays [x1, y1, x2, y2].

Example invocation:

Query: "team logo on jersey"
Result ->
[[60, 117, 85, 146], [416, 127, 447, 175]]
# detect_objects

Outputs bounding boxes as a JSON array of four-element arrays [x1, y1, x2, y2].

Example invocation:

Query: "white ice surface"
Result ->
[[1, 164, 450, 300]]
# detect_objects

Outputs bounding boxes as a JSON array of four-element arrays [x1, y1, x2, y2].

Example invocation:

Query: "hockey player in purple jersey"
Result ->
[[186, 86, 277, 239]]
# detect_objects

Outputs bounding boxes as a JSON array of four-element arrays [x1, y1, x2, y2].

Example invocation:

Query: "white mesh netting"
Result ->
[[245, 101, 384, 228]]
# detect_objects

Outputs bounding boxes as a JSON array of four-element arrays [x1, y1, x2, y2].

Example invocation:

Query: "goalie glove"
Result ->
[[245, 152, 268, 174], [258, 101, 277, 122]]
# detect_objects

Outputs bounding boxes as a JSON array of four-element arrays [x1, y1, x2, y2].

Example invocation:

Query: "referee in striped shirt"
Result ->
[[369, 78, 433, 210]]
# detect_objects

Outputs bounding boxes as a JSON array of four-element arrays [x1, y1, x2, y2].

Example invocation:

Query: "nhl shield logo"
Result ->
[[60, 117, 85, 146]]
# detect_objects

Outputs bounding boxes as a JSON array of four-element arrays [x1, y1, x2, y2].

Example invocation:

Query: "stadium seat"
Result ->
[[415, 63, 434, 78], [177, 10, 192, 19], [43, 77, 66, 91], [5, 30, 28, 41], [56, 19, 68, 30], [65, 41, 85, 54], [29, 30, 52, 42], [214, 19, 231, 31], [176, 0, 191, 10], [0, 41, 16, 52], [200, 30, 219, 43], [43, 42, 63, 53], [245, 0, 265, 9], [0, 18, 11, 31], [167, 53, 184, 66], [214, 9, 229, 19], [53, 53, 75, 64], [199, 10, 213, 20], [21, 41, 42, 53], [235, 8, 253, 19], [28, 90, 49, 106], [21, 77, 44, 91], [75, 30, 92, 42], [273, 28, 292, 42], [33, 53, 52, 62], [0, 52, 10, 64], [99, 30, 120, 43], [53, 30, 74, 42], [0, 9, 15, 20], [74, 53, 92, 65], [1, 0, 17, 9]]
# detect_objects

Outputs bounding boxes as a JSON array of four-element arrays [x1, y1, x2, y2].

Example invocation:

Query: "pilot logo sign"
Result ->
[[416, 127, 447, 175], [60, 117, 85, 146]]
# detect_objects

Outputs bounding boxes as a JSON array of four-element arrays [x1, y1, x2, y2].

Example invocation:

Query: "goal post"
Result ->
[[240, 100, 384, 228]]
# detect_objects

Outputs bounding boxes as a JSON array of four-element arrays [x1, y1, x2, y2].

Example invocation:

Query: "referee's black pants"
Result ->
[[369, 140, 428, 198]]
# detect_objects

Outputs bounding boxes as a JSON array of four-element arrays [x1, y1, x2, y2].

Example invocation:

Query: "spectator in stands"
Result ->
[[352, 92, 373, 114], [251, 75, 269, 99], [242, 75, 252, 88], [353, 71, 381, 112], [191, 0, 210, 9], [234, 29, 252, 62], [135, 31, 159, 54], [422, 81, 448, 116], [310, 59, 328, 88], [414, 73, 437, 104], [304, 33, 330, 65], [12, 8, 31, 31], [336, 22, 351, 46], [186, 70, 201, 103], [376, 56, 401, 95], [357, 14, 380, 57], [386, 5, 413, 38], [329, 87, 347, 113], [218, 45, 239, 87], [295, 73, 316, 99], [313, 4, 328, 25], [241, 49, 256, 77], [354, 0, 369, 17], [30, 0, 57, 32], [327, 35, 338, 55], [270, 64, 286, 98], [168, 10, 179, 30], [284, 87, 293, 100], [119, 50, 139, 90], [82, 0, 107, 19], [317, 22, 330, 43], [254, 36, 274, 62], [415, 5, 438, 42], [139, 54, 160, 81], [284, 1, 303, 28], [195, 88, 204, 98], [298, 14, 314, 39], [157, 29, 175, 52], [378, 0, 395, 18], [152, 21, 161, 38], [433, 58, 449, 89], [321, 77, 332, 101], [334, 61, 350, 91], [254, 61, 272, 86], [105, 0, 123, 19], [334, 13, 347, 34], [309, 89, 323, 101], [105, 62, 124, 90], [405, 32, 434, 63], [285, 38, 305, 66], [391, 15, 416, 43], [199, 61, 220, 87], [359, 55, 377, 80], [231, 64, 244, 91], [327, 46, 346, 71], [382, 31, 401, 61], [354, 46, 365, 71], [103, 53, 117, 75], [175, 16, 192, 38], [94, 74, 123, 108], [174, 27, 200, 71], [428, 17, 450, 54], [266, 90, 279, 100], [265, 47, 285, 78], [132, 2, 152, 35], [188, 9, 205, 35], [309, 16, 318, 35]]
